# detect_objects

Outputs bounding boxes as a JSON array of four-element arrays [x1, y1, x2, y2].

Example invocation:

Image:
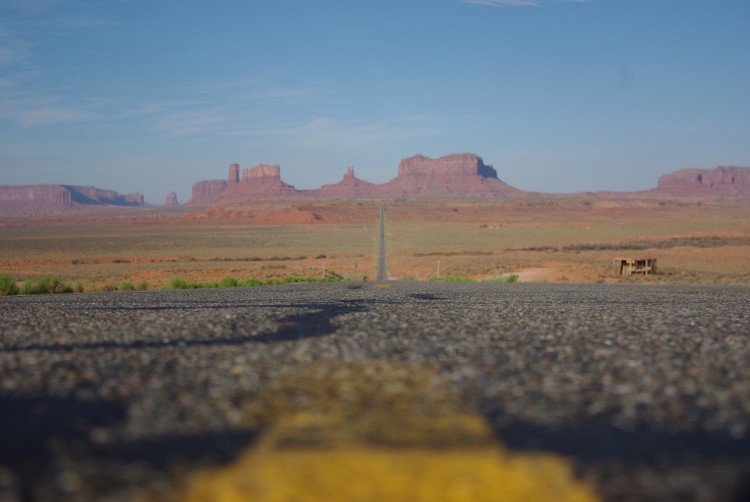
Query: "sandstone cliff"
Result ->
[[655, 166, 750, 196], [397, 153, 498, 178], [377, 153, 521, 197], [164, 192, 179, 207], [219, 164, 298, 202], [191, 180, 228, 203], [189, 164, 298, 204], [0, 185, 146, 213], [228, 164, 240, 185], [186, 156, 750, 206], [187, 154, 524, 204], [66, 186, 144, 206]]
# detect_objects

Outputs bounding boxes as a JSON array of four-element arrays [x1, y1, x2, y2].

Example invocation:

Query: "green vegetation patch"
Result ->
[[165, 275, 344, 291], [429, 276, 475, 283], [0, 273, 20, 296], [21, 276, 75, 295]]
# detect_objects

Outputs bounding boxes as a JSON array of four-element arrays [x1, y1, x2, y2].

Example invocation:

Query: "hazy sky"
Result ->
[[1, 0, 748, 204]]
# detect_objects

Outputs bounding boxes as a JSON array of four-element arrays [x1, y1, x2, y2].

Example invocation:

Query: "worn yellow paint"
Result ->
[[183, 445, 598, 502], [180, 361, 600, 502]]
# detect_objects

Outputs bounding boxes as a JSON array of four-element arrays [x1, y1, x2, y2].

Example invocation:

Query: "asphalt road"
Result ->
[[377, 206, 387, 281], [1, 282, 750, 501]]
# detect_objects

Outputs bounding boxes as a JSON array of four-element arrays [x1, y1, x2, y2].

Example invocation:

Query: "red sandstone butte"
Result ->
[[318, 167, 379, 197], [0, 185, 73, 213], [376, 154, 523, 197], [653, 166, 750, 197], [0, 185, 146, 213], [189, 164, 297, 205], [187, 153, 524, 204], [191, 180, 227, 203], [163, 192, 179, 207]]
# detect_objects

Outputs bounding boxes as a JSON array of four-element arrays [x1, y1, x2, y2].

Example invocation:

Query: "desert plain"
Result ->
[[1, 196, 750, 290]]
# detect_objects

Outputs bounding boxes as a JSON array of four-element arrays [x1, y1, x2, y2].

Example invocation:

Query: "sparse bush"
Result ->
[[238, 278, 263, 287], [219, 277, 238, 288], [170, 277, 189, 289], [159, 275, 344, 291], [429, 276, 474, 283], [118, 282, 135, 291], [100, 283, 118, 292], [505, 274, 519, 283], [21, 276, 74, 295], [168, 277, 220, 289], [136, 281, 148, 291], [0, 273, 20, 296]]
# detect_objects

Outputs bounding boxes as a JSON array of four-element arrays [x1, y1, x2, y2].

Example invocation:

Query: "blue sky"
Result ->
[[1, 0, 748, 204]]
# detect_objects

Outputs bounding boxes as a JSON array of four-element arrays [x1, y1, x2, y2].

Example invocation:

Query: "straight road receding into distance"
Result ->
[[1, 282, 750, 500], [377, 205, 387, 281]]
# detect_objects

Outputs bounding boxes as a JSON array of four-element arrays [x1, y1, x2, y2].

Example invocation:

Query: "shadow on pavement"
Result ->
[[1, 301, 369, 353], [0, 395, 125, 501], [486, 414, 750, 501], [0, 395, 258, 502], [490, 419, 750, 463]]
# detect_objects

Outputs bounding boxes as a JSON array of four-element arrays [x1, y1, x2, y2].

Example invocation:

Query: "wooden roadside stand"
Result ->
[[613, 258, 657, 276]]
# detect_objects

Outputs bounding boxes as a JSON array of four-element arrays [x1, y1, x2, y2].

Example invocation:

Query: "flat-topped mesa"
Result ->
[[191, 180, 227, 203], [382, 153, 520, 197], [656, 166, 750, 196], [189, 163, 295, 204], [398, 153, 498, 178], [125, 193, 145, 205], [0, 185, 73, 212], [0, 184, 147, 213], [241, 164, 282, 182], [209, 163, 297, 203], [67, 186, 144, 206]]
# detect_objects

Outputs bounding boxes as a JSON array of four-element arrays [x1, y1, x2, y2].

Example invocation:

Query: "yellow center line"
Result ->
[[181, 361, 600, 502]]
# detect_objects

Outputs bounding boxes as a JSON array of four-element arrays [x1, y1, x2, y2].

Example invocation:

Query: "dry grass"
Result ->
[[1, 198, 749, 288], [0, 217, 377, 289]]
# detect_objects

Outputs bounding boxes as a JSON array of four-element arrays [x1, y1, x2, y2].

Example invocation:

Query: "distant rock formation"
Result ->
[[228, 163, 240, 185], [0, 185, 146, 213], [187, 153, 523, 204], [655, 166, 750, 196], [188, 164, 298, 204], [222, 164, 298, 202], [164, 192, 179, 207], [377, 153, 522, 197], [68, 186, 144, 206], [242, 164, 281, 180], [191, 180, 227, 203], [10, 155, 742, 214], [397, 153, 497, 177], [318, 167, 379, 197]]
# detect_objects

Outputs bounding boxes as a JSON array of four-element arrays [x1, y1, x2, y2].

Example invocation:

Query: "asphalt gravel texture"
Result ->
[[1, 281, 749, 501]]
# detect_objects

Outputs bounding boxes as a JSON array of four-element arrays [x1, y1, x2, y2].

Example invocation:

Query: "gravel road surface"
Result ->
[[1, 282, 749, 501]]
